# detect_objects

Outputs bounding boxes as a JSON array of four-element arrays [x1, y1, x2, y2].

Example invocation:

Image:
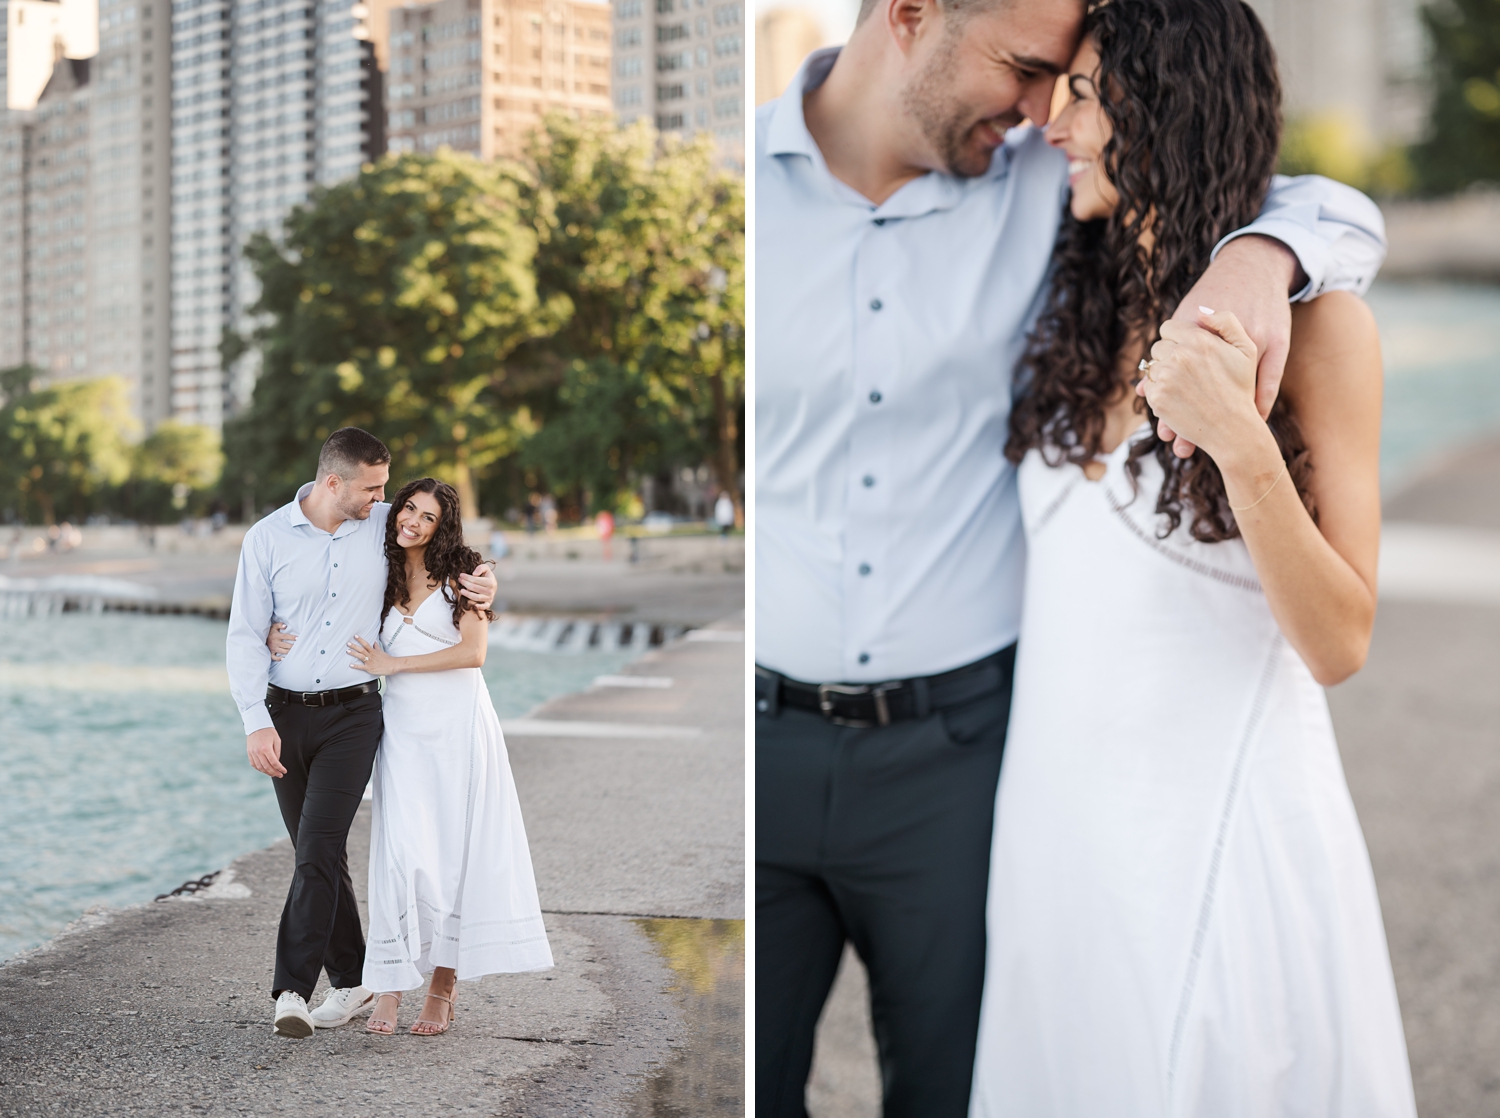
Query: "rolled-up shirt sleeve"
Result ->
[[227, 528, 275, 735], [1213, 173, 1388, 302]]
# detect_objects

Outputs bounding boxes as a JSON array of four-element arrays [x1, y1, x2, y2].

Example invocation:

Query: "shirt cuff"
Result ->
[[241, 701, 274, 736], [1211, 221, 1327, 303]]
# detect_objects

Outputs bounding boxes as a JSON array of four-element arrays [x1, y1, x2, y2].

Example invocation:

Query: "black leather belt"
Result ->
[[267, 681, 380, 708], [755, 646, 1014, 729]]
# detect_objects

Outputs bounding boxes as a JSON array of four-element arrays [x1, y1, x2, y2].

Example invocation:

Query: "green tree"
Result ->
[[1412, 0, 1500, 192], [224, 152, 566, 516], [510, 116, 746, 521], [119, 421, 224, 522], [0, 376, 135, 524]]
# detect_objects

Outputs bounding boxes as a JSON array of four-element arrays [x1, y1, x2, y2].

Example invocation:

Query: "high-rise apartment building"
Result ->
[[384, 0, 611, 161], [169, 0, 383, 426], [168, 0, 232, 424], [611, 0, 742, 159], [0, 0, 172, 425]]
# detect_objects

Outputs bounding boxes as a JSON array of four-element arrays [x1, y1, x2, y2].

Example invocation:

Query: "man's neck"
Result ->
[[802, 38, 933, 207], [299, 489, 346, 535]]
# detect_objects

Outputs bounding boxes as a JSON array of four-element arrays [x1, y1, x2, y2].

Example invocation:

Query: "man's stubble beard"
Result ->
[[335, 487, 376, 522], [900, 31, 1002, 179]]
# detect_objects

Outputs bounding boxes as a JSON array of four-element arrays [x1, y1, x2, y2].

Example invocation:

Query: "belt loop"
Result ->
[[754, 667, 781, 717], [912, 676, 931, 719]]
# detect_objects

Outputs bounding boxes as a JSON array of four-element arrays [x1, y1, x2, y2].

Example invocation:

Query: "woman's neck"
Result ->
[[404, 549, 430, 594]]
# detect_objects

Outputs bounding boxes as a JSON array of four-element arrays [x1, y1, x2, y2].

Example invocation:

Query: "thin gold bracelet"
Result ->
[[1229, 462, 1287, 512]]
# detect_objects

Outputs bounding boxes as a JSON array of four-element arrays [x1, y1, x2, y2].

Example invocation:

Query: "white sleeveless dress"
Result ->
[[969, 433, 1416, 1117], [362, 592, 553, 992]]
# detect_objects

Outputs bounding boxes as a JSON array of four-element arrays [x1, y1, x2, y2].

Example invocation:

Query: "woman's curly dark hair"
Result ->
[[383, 477, 496, 629], [1006, 0, 1313, 541]]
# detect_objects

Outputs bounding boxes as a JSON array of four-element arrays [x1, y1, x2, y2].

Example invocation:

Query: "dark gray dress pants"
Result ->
[[267, 689, 383, 1001], [756, 646, 1014, 1118]]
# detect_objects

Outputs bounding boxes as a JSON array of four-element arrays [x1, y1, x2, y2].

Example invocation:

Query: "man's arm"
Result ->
[[1216, 174, 1387, 302], [226, 530, 286, 777], [1159, 175, 1387, 455]]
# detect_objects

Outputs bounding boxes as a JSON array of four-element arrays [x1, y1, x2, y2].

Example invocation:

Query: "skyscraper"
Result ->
[[612, 0, 742, 161], [0, 0, 171, 424], [169, 0, 382, 427], [384, 0, 611, 162]]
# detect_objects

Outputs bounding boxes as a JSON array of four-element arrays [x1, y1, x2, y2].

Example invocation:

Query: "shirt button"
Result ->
[[869, 390, 882, 404], [331, 592, 336, 597], [873, 217, 885, 226], [333, 563, 338, 568], [862, 475, 875, 488], [858, 653, 870, 665], [325, 621, 330, 626], [858, 564, 871, 576], [320, 650, 325, 654], [315, 678, 321, 684], [869, 298, 883, 311]]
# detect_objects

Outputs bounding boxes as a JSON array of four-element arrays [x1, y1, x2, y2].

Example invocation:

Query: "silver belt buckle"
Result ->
[[817, 681, 902, 728]]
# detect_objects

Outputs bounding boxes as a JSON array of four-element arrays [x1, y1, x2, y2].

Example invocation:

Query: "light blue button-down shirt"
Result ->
[[755, 48, 1388, 685], [226, 482, 388, 734]]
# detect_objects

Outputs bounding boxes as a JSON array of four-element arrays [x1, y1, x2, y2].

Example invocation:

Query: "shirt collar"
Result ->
[[286, 480, 367, 540], [765, 45, 1018, 221]]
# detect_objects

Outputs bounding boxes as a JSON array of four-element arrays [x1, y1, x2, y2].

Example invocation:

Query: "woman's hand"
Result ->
[[1138, 308, 1272, 467], [267, 622, 296, 661], [348, 635, 400, 675]]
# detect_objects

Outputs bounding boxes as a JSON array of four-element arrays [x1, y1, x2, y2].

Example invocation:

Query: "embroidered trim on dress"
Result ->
[[1104, 488, 1262, 593], [1030, 475, 1081, 535]]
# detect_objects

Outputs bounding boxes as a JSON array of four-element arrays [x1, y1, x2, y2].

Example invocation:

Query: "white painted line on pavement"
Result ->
[[685, 630, 744, 642], [1379, 522, 1500, 604], [501, 719, 703, 739], [592, 675, 674, 688]]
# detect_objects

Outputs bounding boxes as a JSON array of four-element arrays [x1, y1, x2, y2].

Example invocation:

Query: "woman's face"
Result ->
[[1045, 38, 1119, 223], [394, 490, 443, 550]]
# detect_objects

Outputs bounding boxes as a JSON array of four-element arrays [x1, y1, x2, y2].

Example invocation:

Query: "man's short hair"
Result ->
[[317, 427, 391, 482], [856, 0, 1007, 27]]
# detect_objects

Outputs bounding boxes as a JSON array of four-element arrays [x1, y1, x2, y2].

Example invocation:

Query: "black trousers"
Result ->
[[756, 647, 1015, 1118], [266, 689, 383, 1001]]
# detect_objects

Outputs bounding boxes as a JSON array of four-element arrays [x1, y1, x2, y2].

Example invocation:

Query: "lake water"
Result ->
[[0, 613, 636, 962], [1368, 280, 1500, 486]]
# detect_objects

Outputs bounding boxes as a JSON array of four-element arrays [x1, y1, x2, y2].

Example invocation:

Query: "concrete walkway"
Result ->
[[806, 439, 1500, 1118], [0, 613, 744, 1117]]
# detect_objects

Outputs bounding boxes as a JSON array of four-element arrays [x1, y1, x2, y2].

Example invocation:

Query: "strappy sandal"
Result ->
[[365, 992, 402, 1034], [410, 990, 455, 1035]]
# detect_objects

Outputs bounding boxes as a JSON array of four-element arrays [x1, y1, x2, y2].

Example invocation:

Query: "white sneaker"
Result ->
[[273, 991, 314, 1038], [310, 985, 375, 1029]]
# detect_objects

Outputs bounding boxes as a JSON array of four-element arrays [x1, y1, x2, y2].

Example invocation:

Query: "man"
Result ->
[[226, 427, 497, 1037], [754, 0, 1387, 1113]]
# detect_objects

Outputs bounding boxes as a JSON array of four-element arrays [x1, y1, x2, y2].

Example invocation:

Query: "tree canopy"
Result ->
[[223, 152, 563, 517], [223, 116, 745, 523], [1412, 0, 1500, 192], [0, 373, 135, 525]]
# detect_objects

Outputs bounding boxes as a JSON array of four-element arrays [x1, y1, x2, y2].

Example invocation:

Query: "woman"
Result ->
[[968, 1, 1415, 1114], [347, 477, 552, 1034]]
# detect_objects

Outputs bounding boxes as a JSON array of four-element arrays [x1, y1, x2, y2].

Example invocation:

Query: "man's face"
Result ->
[[330, 462, 389, 521], [900, 0, 1082, 178]]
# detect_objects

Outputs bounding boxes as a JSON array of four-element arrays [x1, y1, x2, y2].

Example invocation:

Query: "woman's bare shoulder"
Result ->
[[1283, 290, 1382, 402]]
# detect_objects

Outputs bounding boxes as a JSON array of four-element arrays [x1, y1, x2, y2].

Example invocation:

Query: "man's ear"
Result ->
[[888, 0, 940, 57]]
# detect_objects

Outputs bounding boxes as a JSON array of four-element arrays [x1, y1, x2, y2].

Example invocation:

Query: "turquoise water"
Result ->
[[1368, 281, 1500, 487], [0, 614, 635, 961]]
